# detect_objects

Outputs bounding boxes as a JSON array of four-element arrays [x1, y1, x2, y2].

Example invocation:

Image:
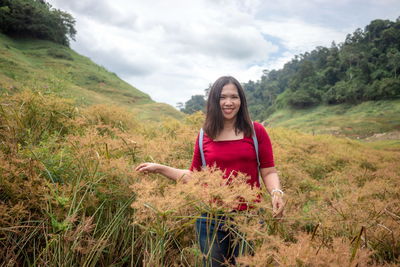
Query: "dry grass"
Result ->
[[1, 91, 399, 266]]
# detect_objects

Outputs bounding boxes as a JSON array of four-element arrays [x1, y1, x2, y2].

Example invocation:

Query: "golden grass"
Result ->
[[0, 91, 399, 266]]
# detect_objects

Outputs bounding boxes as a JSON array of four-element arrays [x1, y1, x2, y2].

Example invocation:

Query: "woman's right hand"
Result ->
[[135, 163, 161, 174]]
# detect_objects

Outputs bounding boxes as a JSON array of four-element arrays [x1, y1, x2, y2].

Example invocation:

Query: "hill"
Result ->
[[0, 33, 183, 121], [245, 18, 400, 114], [243, 18, 400, 137], [265, 99, 400, 139]]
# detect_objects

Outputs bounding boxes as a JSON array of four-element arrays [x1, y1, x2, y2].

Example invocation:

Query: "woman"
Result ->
[[136, 76, 284, 266]]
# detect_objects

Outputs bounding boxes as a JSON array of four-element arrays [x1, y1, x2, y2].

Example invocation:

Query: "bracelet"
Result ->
[[271, 189, 284, 196]]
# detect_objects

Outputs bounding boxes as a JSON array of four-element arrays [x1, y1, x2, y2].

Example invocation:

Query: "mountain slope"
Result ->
[[266, 99, 400, 138], [0, 33, 183, 121]]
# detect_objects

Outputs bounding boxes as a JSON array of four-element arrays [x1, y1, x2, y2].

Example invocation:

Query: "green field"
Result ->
[[266, 100, 400, 138], [0, 33, 183, 121]]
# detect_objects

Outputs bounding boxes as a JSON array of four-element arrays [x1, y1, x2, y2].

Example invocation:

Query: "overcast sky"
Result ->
[[47, 0, 400, 108]]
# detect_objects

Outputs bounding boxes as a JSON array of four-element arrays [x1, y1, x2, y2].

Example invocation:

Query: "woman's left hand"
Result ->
[[271, 193, 284, 218]]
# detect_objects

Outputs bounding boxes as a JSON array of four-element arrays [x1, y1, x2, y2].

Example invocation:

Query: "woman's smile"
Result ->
[[222, 108, 234, 113]]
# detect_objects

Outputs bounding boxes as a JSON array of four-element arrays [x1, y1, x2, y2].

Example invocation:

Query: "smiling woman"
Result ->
[[136, 76, 284, 266]]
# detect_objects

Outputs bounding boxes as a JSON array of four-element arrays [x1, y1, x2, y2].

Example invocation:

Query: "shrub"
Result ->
[[0, 91, 77, 149], [82, 104, 139, 132]]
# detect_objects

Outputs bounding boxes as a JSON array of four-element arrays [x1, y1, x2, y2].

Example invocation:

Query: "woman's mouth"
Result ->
[[223, 108, 234, 114]]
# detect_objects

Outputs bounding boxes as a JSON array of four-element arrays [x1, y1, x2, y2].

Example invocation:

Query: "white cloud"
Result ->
[[47, 0, 400, 107], [257, 18, 350, 54]]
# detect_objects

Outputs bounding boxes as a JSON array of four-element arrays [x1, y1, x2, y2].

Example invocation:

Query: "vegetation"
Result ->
[[1, 91, 399, 266], [0, 0, 76, 46], [0, 4, 398, 265], [180, 18, 400, 137], [265, 99, 400, 138], [245, 18, 400, 119], [178, 94, 206, 114], [0, 33, 183, 121]]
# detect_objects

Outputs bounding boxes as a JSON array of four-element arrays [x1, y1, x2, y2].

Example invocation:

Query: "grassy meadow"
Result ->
[[266, 99, 400, 139], [1, 90, 399, 266]]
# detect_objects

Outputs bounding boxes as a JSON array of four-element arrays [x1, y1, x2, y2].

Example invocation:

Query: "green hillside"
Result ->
[[0, 33, 183, 121], [266, 99, 400, 138], [245, 19, 400, 115]]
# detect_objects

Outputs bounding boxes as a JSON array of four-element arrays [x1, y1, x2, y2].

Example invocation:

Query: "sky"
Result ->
[[47, 0, 400, 108]]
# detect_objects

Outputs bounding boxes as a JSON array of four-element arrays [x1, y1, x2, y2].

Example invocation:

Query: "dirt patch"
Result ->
[[363, 131, 400, 141]]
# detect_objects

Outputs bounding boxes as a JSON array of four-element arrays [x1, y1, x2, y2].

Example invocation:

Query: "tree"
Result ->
[[365, 19, 391, 41], [180, 95, 206, 114], [0, 0, 76, 46], [378, 78, 400, 98], [204, 84, 212, 99], [176, 102, 184, 110], [387, 48, 400, 78], [287, 88, 319, 108]]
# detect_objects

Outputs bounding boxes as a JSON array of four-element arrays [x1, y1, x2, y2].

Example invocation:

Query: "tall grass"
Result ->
[[1, 91, 399, 266], [0, 91, 140, 266]]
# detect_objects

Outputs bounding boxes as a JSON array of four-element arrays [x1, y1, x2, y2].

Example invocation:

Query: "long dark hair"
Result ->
[[203, 76, 253, 139]]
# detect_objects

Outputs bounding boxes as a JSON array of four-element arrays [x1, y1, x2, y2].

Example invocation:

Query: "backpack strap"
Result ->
[[252, 121, 261, 185], [199, 128, 206, 168]]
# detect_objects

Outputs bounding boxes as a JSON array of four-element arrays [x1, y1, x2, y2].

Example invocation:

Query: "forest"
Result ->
[[0, 0, 76, 46], [181, 18, 400, 121]]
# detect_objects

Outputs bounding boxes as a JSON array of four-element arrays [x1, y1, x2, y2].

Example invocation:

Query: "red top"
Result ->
[[190, 122, 275, 210]]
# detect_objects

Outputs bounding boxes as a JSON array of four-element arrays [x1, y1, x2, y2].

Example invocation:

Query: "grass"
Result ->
[[0, 33, 183, 121], [362, 140, 400, 151], [266, 99, 400, 138], [1, 91, 399, 266]]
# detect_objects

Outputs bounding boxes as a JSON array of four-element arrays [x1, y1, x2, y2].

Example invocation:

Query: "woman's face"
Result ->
[[219, 83, 241, 122]]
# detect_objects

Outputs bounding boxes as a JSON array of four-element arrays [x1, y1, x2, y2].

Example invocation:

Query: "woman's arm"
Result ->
[[135, 163, 192, 182], [260, 167, 284, 218]]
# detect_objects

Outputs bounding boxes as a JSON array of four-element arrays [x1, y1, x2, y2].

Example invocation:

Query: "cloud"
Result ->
[[50, 0, 138, 28], [257, 18, 349, 54], [47, 0, 400, 106], [168, 24, 277, 61], [68, 18, 159, 77]]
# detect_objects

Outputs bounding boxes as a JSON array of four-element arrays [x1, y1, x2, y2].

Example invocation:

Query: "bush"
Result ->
[[0, 91, 77, 149], [365, 78, 400, 100], [82, 104, 139, 131], [323, 81, 350, 104]]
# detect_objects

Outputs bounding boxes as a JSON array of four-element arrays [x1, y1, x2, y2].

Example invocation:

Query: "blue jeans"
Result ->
[[195, 214, 239, 267]]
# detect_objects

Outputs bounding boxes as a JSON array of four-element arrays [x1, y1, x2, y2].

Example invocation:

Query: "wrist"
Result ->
[[270, 188, 284, 197], [154, 163, 163, 174]]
